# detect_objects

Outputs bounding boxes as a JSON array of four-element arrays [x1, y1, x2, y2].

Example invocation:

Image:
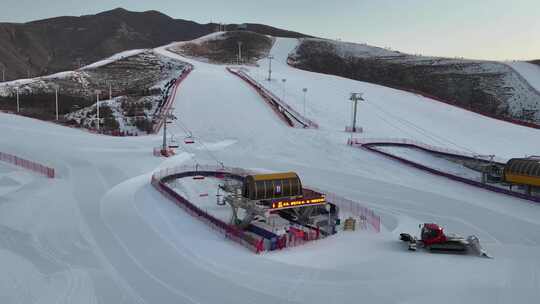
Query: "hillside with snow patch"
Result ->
[[0, 49, 190, 134], [1, 33, 540, 303], [507, 61, 540, 92], [290, 38, 540, 123]]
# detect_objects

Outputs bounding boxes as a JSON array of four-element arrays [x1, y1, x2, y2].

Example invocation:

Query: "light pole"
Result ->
[[349, 92, 364, 133], [302, 88, 308, 117], [54, 85, 59, 121], [96, 90, 101, 131], [15, 87, 19, 112], [267, 55, 274, 81], [281, 78, 287, 101], [327, 203, 332, 236], [237, 41, 243, 65]]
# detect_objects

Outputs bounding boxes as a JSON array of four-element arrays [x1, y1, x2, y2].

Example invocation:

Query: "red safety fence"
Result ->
[[152, 65, 194, 134], [226, 67, 319, 129], [349, 138, 540, 204], [151, 166, 260, 253], [349, 137, 507, 164], [153, 147, 175, 157], [151, 164, 381, 253], [308, 186, 381, 233], [0, 151, 55, 178]]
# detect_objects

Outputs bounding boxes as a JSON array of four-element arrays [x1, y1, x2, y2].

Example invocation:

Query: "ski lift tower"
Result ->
[[155, 107, 177, 157], [346, 92, 364, 133]]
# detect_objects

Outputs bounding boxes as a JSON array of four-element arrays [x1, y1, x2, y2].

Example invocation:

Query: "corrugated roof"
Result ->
[[506, 158, 540, 176], [249, 172, 299, 181]]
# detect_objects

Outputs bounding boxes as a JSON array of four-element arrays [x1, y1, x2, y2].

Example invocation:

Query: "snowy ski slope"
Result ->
[[508, 61, 540, 92], [1, 35, 540, 303]]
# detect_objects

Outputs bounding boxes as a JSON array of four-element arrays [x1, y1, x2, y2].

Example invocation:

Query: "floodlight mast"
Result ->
[[267, 55, 274, 81], [16, 87, 20, 112], [281, 78, 287, 101], [237, 41, 243, 65], [55, 85, 59, 121], [302, 88, 308, 117], [349, 92, 364, 133], [96, 90, 101, 131]]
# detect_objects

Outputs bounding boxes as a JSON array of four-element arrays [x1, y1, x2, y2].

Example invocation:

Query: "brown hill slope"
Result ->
[[0, 8, 308, 79], [289, 38, 540, 124]]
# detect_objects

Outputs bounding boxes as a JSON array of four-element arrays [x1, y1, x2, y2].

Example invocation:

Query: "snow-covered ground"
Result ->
[[243, 37, 540, 160], [2, 35, 540, 303], [0, 163, 37, 196], [289, 38, 540, 121], [375, 146, 483, 181], [507, 61, 540, 92], [80, 49, 148, 70], [168, 176, 231, 223]]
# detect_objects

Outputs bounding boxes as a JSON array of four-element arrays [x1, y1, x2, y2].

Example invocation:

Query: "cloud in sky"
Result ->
[[0, 0, 538, 60]]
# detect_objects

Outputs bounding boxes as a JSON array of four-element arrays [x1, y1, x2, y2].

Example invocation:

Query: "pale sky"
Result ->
[[1, 0, 538, 60]]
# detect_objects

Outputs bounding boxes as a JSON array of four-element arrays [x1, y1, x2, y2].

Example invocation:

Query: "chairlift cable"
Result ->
[[365, 100, 477, 154]]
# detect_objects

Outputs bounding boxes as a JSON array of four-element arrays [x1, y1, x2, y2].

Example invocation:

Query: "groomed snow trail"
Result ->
[[245, 38, 540, 160], [1, 36, 540, 303]]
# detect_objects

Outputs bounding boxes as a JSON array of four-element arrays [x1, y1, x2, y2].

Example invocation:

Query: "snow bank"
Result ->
[[80, 49, 147, 70]]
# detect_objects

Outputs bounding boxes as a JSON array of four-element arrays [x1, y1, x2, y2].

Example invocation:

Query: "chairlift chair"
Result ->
[[168, 135, 179, 149], [184, 135, 195, 144]]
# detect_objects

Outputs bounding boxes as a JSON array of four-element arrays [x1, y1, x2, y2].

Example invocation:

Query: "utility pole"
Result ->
[[349, 92, 364, 133], [281, 78, 287, 101], [162, 112, 167, 151], [16, 87, 20, 112], [267, 55, 274, 81], [237, 41, 243, 65], [96, 90, 101, 131], [302, 88, 308, 117], [55, 85, 59, 121]]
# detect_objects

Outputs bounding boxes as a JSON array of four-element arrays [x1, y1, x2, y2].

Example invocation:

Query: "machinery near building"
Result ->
[[221, 172, 339, 251], [400, 223, 491, 258], [503, 157, 540, 194]]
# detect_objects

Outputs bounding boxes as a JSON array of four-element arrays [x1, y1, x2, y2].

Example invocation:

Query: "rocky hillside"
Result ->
[[289, 38, 540, 123], [168, 31, 273, 64], [0, 51, 191, 134], [0, 8, 308, 80]]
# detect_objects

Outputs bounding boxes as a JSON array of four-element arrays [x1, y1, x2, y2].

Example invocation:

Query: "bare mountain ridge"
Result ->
[[0, 8, 309, 79], [289, 38, 540, 124]]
